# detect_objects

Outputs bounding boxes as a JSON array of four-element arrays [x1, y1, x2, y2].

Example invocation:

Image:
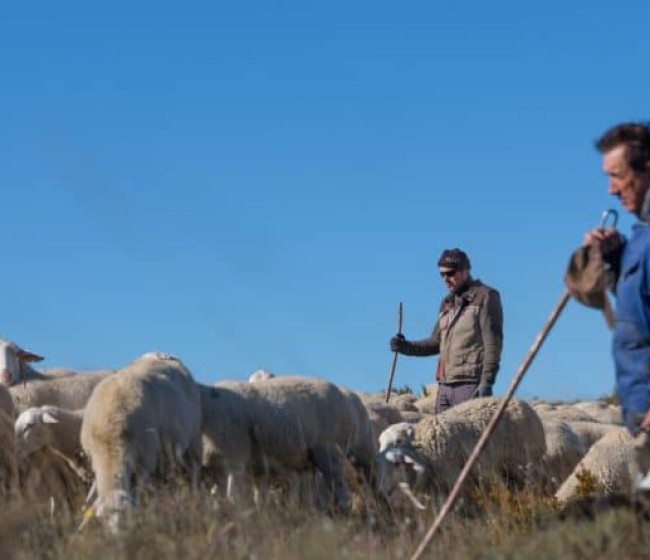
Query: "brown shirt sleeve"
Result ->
[[479, 288, 503, 384]]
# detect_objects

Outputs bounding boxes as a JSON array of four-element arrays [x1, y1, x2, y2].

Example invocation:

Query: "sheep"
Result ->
[[0, 337, 47, 385], [248, 369, 275, 382], [0, 384, 19, 500], [80, 352, 202, 530], [563, 420, 621, 451], [376, 397, 547, 509], [199, 376, 365, 512], [378, 421, 417, 452], [338, 387, 379, 483], [554, 427, 635, 504], [538, 420, 587, 494], [535, 405, 597, 424], [571, 400, 622, 425], [356, 393, 406, 449], [0, 337, 115, 413], [14, 405, 90, 480], [414, 394, 438, 415], [10, 370, 115, 414]]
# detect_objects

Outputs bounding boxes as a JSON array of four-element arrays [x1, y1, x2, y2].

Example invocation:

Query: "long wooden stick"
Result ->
[[385, 301, 404, 403], [410, 289, 571, 560]]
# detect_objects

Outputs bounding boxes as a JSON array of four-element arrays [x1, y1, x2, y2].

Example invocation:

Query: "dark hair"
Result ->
[[595, 122, 650, 175]]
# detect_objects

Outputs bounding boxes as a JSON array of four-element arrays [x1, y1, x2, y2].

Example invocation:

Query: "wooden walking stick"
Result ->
[[385, 301, 403, 403], [410, 209, 617, 560]]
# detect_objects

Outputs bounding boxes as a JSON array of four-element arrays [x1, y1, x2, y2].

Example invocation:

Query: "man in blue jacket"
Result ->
[[584, 121, 650, 486]]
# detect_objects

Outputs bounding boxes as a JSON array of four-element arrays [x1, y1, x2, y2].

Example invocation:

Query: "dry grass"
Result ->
[[1, 478, 649, 560]]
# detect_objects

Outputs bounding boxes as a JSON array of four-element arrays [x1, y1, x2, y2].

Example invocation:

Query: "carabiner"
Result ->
[[599, 208, 618, 229]]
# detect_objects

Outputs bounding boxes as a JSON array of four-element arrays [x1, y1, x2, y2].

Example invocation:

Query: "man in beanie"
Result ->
[[389, 248, 503, 414]]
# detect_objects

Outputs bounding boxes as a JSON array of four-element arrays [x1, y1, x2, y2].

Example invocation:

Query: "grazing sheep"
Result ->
[[536, 405, 597, 425], [10, 370, 114, 413], [376, 397, 546, 508], [338, 387, 378, 483], [564, 420, 621, 451], [572, 401, 622, 425], [378, 421, 417, 453], [539, 420, 587, 494], [554, 427, 635, 504], [356, 393, 406, 449], [199, 376, 365, 511], [14, 405, 88, 479], [248, 369, 275, 382], [0, 384, 19, 500], [81, 352, 202, 530]]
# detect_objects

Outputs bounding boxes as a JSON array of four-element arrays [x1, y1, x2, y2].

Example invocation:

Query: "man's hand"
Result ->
[[583, 227, 623, 256], [473, 380, 493, 398], [390, 333, 407, 353]]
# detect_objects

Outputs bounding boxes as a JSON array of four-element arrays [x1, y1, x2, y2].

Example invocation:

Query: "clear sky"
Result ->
[[2, 1, 649, 400]]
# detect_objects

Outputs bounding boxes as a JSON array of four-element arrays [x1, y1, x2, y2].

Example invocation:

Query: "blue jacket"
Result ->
[[613, 223, 650, 433]]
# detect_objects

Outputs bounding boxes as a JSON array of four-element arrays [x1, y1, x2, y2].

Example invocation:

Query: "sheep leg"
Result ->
[[310, 444, 350, 513]]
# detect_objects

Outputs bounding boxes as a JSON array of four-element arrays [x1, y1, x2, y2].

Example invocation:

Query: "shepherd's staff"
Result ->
[[385, 302, 403, 403], [410, 209, 618, 560]]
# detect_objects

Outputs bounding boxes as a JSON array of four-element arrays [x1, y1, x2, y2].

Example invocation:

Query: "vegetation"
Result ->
[[2, 475, 649, 560]]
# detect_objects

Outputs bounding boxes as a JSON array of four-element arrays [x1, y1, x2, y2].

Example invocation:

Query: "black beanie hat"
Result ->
[[438, 248, 471, 270]]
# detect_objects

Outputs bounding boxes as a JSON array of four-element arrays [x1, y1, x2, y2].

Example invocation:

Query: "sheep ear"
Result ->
[[17, 348, 44, 363], [41, 412, 59, 424], [406, 425, 415, 439], [403, 453, 426, 474]]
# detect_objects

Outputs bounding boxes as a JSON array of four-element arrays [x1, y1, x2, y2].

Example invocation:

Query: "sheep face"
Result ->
[[93, 489, 134, 533], [14, 408, 57, 457], [0, 339, 44, 386], [378, 422, 416, 452]]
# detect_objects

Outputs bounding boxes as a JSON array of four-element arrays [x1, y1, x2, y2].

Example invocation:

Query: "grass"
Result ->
[[1, 475, 649, 560]]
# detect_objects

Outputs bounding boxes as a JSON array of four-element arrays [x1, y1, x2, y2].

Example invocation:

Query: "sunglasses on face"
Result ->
[[439, 269, 458, 278]]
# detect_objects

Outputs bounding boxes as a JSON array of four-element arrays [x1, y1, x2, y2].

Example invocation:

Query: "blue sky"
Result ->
[[2, 1, 648, 400]]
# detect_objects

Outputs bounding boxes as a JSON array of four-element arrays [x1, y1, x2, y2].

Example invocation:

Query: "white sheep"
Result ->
[[0, 384, 19, 500], [80, 352, 202, 530], [571, 400, 622, 425], [10, 370, 114, 414], [563, 420, 621, 451], [376, 397, 547, 508], [339, 387, 379, 482], [378, 421, 417, 453], [199, 376, 367, 511], [554, 427, 635, 504], [248, 369, 275, 382], [539, 420, 587, 494], [0, 337, 114, 412], [356, 393, 406, 449], [14, 405, 89, 478]]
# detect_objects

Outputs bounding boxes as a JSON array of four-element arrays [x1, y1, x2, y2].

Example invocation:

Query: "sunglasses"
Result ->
[[439, 269, 458, 278]]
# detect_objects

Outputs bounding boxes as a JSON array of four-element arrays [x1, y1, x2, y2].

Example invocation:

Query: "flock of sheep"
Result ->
[[0, 337, 638, 533]]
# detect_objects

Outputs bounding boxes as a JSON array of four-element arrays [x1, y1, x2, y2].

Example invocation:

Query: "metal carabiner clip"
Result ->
[[599, 208, 618, 229]]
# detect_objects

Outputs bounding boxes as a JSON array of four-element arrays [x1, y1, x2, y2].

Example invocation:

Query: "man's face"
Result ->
[[439, 267, 470, 293], [603, 145, 650, 216]]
